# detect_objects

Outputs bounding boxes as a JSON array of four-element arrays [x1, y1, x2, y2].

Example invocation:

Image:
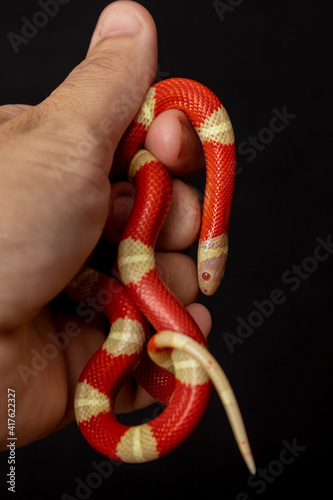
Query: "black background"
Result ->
[[0, 1, 332, 499]]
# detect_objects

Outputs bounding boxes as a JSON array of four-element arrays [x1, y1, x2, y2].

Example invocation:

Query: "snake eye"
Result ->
[[202, 272, 211, 281]]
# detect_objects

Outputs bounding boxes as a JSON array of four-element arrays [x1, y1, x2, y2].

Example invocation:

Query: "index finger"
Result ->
[[144, 109, 205, 177]]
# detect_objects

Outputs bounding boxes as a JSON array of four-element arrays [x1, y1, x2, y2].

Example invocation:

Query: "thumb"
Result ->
[[50, 1, 157, 151], [0, 1, 157, 330]]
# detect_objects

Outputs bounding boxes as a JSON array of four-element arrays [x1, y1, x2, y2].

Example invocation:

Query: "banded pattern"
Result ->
[[114, 78, 236, 295], [69, 79, 255, 473]]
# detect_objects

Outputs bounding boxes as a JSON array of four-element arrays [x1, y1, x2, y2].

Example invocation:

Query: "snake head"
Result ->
[[198, 235, 228, 295]]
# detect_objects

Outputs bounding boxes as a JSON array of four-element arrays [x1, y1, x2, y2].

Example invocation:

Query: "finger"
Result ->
[[144, 109, 205, 177], [156, 252, 200, 305], [186, 303, 212, 336], [103, 181, 135, 245], [157, 178, 201, 250], [48, 0, 158, 153], [103, 177, 201, 249]]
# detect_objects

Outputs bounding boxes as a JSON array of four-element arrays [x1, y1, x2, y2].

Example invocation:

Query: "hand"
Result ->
[[0, 1, 211, 449]]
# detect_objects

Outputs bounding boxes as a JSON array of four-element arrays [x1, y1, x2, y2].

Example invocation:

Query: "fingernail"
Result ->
[[99, 4, 143, 38], [179, 122, 192, 158]]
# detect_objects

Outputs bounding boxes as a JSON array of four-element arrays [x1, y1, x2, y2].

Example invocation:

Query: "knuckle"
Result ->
[[76, 48, 136, 83]]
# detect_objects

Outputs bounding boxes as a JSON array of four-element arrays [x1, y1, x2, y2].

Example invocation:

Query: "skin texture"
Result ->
[[0, 1, 211, 449]]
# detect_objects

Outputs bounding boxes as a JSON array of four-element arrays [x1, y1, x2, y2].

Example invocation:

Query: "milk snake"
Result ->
[[67, 78, 255, 473]]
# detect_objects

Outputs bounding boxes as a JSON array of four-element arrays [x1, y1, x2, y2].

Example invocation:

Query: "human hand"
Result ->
[[0, 1, 211, 449]]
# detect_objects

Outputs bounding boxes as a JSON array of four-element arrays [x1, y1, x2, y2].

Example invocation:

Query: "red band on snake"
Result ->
[[67, 78, 255, 473]]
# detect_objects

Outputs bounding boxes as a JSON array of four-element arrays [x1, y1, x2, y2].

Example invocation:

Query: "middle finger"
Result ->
[[105, 177, 202, 250]]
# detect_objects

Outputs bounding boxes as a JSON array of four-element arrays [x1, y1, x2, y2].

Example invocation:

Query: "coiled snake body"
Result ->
[[67, 78, 255, 473]]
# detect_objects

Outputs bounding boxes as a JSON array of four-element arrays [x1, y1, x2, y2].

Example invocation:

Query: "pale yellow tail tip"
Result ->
[[247, 456, 256, 475], [242, 449, 256, 475], [238, 440, 256, 474]]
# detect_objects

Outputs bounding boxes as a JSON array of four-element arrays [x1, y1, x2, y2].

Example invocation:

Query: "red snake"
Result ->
[[67, 78, 255, 473]]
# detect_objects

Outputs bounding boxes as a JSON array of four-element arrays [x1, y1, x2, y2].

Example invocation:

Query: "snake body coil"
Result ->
[[67, 78, 255, 473]]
